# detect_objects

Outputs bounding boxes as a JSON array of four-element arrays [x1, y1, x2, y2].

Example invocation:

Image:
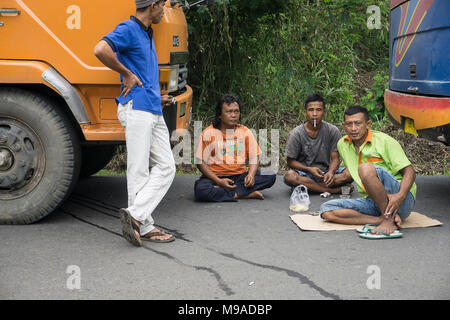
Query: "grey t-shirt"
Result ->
[[285, 121, 341, 172]]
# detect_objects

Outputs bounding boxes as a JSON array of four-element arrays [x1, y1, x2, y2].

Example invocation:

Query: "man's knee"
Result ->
[[266, 173, 276, 187], [194, 180, 212, 201], [319, 201, 340, 221], [358, 163, 376, 180], [284, 170, 299, 185]]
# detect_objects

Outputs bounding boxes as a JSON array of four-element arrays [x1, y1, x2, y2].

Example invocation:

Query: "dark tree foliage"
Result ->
[[185, 0, 390, 126]]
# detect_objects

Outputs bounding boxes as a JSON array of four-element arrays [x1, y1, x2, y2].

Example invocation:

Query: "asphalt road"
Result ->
[[1, 175, 449, 300]]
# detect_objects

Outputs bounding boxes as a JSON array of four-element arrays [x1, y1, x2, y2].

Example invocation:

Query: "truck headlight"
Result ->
[[168, 65, 179, 92]]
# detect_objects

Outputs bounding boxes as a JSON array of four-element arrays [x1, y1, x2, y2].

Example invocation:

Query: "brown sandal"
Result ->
[[119, 208, 142, 247], [141, 231, 175, 243]]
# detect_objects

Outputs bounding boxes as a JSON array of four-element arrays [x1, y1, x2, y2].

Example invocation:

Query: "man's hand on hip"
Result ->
[[122, 72, 143, 98]]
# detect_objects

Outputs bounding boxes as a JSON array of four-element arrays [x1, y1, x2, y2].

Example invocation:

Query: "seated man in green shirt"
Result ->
[[320, 105, 416, 238]]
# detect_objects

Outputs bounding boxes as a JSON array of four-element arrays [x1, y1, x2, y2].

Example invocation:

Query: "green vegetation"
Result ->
[[102, 0, 448, 176], [186, 0, 390, 126], [95, 169, 126, 176]]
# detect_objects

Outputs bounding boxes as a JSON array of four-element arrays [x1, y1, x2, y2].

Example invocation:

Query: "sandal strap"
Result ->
[[131, 220, 140, 233], [143, 231, 173, 239], [366, 227, 390, 236]]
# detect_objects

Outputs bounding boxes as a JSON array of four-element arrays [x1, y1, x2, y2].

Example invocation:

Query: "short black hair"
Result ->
[[304, 94, 325, 109], [212, 93, 241, 129], [344, 105, 370, 121]]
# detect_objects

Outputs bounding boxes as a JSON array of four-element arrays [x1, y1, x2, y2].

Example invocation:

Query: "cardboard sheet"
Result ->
[[290, 211, 443, 231]]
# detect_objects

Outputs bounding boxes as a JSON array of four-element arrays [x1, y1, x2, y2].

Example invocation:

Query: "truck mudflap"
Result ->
[[385, 89, 450, 144]]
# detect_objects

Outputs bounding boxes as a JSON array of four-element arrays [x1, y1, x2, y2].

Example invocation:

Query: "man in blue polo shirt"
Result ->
[[94, 0, 175, 246]]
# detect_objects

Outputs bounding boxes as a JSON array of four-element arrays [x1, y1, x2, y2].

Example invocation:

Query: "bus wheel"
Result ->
[[0, 88, 81, 224]]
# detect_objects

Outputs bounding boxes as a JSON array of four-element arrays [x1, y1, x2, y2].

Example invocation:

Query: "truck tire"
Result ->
[[0, 88, 81, 224], [79, 144, 118, 178]]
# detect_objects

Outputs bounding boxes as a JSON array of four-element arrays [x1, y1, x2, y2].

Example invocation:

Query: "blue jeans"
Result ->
[[320, 166, 415, 219], [284, 167, 346, 186]]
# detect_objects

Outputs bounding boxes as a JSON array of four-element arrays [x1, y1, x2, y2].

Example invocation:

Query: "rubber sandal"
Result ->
[[141, 231, 175, 243], [359, 227, 403, 240], [119, 208, 142, 247], [356, 224, 378, 233]]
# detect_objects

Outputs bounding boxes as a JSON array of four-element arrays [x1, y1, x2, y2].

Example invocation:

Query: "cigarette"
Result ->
[[313, 119, 317, 128]]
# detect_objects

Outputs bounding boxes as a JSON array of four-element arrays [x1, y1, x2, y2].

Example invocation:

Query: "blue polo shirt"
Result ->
[[102, 16, 162, 114]]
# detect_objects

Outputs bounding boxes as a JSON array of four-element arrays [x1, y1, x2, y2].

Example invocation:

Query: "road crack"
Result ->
[[62, 195, 339, 299], [60, 206, 234, 296], [215, 252, 341, 300]]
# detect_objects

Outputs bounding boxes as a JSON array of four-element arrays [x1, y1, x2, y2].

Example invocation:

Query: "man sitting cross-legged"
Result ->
[[194, 94, 276, 202], [284, 94, 353, 193], [320, 105, 417, 237]]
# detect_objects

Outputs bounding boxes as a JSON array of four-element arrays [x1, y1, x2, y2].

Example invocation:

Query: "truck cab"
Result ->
[[0, 0, 196, 223]]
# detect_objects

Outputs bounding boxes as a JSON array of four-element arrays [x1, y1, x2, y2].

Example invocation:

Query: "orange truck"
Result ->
[[0, 0, 211, 224]]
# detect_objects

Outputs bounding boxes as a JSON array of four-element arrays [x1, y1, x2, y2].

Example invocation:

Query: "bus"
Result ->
[[384, 0, 450, 145]]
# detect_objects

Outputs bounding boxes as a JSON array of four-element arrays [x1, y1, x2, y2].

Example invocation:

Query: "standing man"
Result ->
[[320, 105, 416, 238], [284, 94, 352, 193], [94, 0, 176, 246]]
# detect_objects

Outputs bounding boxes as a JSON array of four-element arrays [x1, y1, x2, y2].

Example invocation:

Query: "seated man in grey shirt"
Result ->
[[284, 94, 353, 193]]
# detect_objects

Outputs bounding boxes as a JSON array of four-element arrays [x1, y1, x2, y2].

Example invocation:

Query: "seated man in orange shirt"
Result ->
[[194, 94, 276, 202]]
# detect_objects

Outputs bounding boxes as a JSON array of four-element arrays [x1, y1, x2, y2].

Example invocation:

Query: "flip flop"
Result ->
[[356, 224, 379, 233], [141, 231, 175, 243], [119, 208, 142, 247], [359, 227, 403, 240]]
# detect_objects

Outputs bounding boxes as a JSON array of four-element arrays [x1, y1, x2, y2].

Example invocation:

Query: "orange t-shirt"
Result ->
[[195, 124, 262, 177]]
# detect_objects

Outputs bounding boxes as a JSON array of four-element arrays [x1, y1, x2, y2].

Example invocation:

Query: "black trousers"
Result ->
[[194, 171, 276, 202]]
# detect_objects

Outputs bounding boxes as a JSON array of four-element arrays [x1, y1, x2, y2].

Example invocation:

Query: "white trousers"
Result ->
[[117, 100, 176, 236]]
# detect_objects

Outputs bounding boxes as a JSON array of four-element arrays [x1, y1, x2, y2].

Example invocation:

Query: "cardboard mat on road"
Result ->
[[290, 211, 443, 231]]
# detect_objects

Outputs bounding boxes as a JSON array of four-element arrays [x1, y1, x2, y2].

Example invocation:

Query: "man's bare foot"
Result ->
[[394, 214, 402, 228], [141, 228, 175, 242], [239, 191, 264, 200], [372, 218, 398, 235]]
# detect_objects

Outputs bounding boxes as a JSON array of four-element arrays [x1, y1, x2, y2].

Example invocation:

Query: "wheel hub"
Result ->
[[0, 117, 44, 200], [0, 147, 14, 171]]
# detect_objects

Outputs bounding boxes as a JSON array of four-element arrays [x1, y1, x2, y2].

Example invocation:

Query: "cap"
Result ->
[[135, 0, 159, 9]]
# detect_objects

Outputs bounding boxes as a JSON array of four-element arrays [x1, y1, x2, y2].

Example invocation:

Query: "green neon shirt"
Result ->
[[337, 129, 416, 199]]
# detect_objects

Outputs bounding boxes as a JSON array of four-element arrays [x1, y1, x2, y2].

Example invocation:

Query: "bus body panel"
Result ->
[[386, 0, 450, 144]]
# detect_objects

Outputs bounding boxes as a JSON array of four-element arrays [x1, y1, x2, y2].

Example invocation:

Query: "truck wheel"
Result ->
[[0, 88, 81, 224], [79, 144, 118, 178]]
